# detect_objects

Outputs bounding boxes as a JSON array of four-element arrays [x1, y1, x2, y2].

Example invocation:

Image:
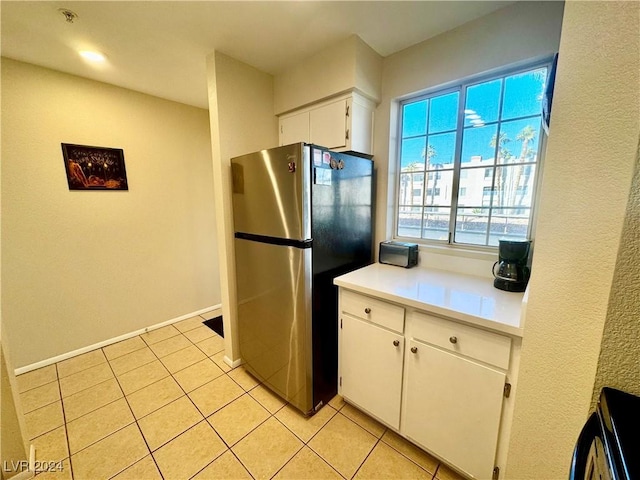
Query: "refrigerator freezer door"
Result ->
[[231, 143, 311, 241], [234, 236, 313, 414], [310, 151, 373, 408]]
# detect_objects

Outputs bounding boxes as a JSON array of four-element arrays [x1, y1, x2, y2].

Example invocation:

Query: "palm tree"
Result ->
[[489, 132, 513, 207], [513, 126, 537, 207], [424, 144, 438, 205], [402, 161, 422, 205]]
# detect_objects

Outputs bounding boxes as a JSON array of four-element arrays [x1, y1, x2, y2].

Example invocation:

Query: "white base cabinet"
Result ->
[[403, 340, 506, 479], [338, 289, 520, 480], [340, 314, 404, 429]]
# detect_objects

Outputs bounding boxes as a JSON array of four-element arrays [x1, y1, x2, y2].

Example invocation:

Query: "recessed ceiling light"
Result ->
[[79, 50, 106, 63]]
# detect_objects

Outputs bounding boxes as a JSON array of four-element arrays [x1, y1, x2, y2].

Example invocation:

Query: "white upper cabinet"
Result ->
[[278, 92, 375, 155], [279, 111, 310, 146], [309, 99, 348, 150]]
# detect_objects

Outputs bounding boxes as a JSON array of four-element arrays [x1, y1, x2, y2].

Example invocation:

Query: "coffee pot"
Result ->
[[492, 240, 531, 292]]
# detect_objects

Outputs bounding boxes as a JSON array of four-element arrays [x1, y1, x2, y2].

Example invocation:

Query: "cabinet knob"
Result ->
[[393, 340, 400, 347], [364, 307, 371, 314], [411, 346, 418, 354], [449, 336, 458, 344]]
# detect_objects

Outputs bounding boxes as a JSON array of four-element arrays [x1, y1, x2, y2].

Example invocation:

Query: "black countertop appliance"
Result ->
[[492, 239, 531, 292], [569, 387, 640, 480]]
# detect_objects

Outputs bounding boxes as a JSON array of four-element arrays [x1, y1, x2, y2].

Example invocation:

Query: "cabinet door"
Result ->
[[403, 340, 505, 480], [340, 313, 404, 429], [280, 111, 309, 146], [348, 97, 374, 155], [310, 99, 347, 149]]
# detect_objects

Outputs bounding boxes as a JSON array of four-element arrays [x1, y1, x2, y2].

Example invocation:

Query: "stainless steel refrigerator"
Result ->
[[231, 143, 373, 415]]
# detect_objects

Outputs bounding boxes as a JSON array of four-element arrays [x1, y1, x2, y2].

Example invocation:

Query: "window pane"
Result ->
[[398, 173, 425, 206], [423, 207, 450, 241], [429, 92, 459, 133], [457, 167, 494, 207], [454, 208, 489, 245], [464, 79, 502, 127], [424, 169, 453, 207], [400, 137, 426, 170], [396, 63, 546, 247], [461, 124, 498, 165], [402, 100, 428, 137], [493, 165, 536, 208], [488, 208, 531, 245], [502, 68, 547, 120], [497, 118, 541, 164], [427, 132, 456, 168], [398, 206, 422, 238]]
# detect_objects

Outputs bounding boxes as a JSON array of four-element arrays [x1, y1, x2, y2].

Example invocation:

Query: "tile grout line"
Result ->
[[103, 340, 148, 362], [377, 430, 442, 478], [19, 391, 61, 417], [132, 326, 232, 478], [269, 408, 347, 480], [264, 441, 307, 480], [27, 318, 426, 480], [350, 434, 384, 480], [303, 409, 377, 480], [101, 343, 164, 480], [144, 351, 240, 479], [16, 377, 59, 398], [54, 363, 75, 480]]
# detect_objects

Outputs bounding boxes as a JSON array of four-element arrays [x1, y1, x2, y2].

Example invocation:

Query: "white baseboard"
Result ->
[[14, 304, 222, 376], [224, 355, 243, 368]]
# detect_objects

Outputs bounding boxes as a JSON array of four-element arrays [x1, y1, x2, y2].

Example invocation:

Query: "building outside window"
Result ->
[[396, 61, 550, 247]]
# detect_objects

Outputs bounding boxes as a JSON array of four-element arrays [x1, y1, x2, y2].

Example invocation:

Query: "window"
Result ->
[[396, 62, 549, 247]]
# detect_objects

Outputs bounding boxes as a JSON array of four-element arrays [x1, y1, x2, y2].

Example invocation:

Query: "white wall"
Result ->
[[274, 35, 382, 115], [374, 1, 565, 259], [1, 48, 29, 474], [506, 2, 639, 478], [1, 337, 29, 479], [1, 58, 220, 369], [206, 51, 278, 364]]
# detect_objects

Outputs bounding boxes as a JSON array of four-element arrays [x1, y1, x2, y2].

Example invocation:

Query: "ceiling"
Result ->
[[1, 1, 514, 109]]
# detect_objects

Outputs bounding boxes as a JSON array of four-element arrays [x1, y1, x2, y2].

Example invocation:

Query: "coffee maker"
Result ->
[[493, 240, 531, 292]]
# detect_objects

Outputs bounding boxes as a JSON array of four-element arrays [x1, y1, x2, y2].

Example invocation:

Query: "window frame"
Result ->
[[394, 58, 553, 250]]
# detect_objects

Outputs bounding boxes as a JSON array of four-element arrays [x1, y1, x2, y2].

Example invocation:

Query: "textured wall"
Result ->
[[506, 2, 640, 478], [592, 141, 640, 403]]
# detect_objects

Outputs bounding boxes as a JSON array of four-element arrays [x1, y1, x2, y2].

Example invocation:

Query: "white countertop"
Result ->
[[334, 263, 525, 337]]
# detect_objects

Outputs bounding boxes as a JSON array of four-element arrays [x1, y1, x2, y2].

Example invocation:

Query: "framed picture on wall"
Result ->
[[61, 143, 128, 190]]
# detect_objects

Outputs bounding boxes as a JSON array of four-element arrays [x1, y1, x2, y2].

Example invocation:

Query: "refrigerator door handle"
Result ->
[[234, 232, 312, 249]]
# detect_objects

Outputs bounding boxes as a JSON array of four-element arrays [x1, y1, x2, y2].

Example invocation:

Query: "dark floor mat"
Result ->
[[202, 315, 224, 337]]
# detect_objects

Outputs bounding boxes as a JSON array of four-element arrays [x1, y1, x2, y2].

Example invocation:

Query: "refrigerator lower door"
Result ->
[[234, 237, 313, 414]]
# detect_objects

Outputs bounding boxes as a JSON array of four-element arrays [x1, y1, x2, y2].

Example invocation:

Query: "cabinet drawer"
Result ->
[[341, 290, 404, 333], [411, 312, 511, 370]]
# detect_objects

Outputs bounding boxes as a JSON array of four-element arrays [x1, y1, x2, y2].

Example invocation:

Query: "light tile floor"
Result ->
[[17, 312, 465, 480]]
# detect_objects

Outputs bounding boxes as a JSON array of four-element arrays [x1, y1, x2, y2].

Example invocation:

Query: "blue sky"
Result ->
[[401, 68, 547, 170]]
